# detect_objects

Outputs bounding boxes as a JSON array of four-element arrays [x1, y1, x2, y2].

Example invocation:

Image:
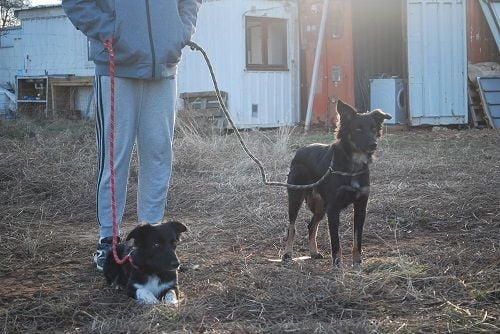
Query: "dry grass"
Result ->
[[0, 117, 499, 333]]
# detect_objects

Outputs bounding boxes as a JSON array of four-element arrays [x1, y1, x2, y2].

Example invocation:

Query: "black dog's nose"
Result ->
[[369, 143, 377, 151], [171, 260, 180, 269]]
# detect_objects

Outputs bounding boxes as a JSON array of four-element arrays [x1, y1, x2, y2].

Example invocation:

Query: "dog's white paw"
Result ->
[[162, 290, 178, 305], [136, 289, 159, 304]]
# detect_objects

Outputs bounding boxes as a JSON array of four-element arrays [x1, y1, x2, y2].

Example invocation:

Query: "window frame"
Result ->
[[245, 16, 289, 72]]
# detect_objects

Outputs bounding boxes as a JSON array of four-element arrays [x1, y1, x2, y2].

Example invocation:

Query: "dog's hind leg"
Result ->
[[308, 211, 325, 259], [306, 190, 325, 259], [352, 197, 368, 266], [283, 189, 305, 261], [283, 222, 295, 261]]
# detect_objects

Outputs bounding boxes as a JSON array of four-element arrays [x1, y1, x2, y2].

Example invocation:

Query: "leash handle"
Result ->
[[104, 40, 132, 266]]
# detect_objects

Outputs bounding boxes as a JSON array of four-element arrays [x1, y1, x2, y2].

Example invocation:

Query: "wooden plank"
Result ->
[[469, 106, 479, 128], [180, 91, 228, 99], [182, 108, 223, 118], [467, 82, 483, 128]]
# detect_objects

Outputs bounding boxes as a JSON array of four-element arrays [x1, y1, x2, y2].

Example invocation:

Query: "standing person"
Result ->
[[62, 0, 202, 271]]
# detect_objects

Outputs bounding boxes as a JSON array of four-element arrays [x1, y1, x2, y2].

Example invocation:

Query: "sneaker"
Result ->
[[93, 236, 119, 272]]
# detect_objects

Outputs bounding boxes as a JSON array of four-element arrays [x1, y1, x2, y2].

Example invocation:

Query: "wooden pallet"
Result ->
[[179, 91, 228, 134], [467, 80, 489, 128]]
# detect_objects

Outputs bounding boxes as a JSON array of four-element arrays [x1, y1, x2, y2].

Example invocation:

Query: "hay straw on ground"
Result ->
[[1, 118, 499, 333]]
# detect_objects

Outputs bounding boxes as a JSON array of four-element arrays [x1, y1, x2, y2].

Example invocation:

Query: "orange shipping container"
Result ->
[[299, 0, 355, 127]]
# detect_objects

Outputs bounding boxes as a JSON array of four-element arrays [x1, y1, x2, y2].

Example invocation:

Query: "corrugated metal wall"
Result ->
[[17, 7, 94, 77], [0, 27, 22, 87], [407, 0, 467, 126], [178, 0, 299, 128]]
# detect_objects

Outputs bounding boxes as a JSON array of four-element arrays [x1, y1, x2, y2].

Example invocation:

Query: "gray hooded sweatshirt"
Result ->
[[62, 0, 202, 79]]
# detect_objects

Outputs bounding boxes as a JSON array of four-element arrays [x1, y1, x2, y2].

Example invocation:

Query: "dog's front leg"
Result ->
[[135, 288, 160, 304], [162, 289, 178, 305], [352, 197, 368, 266], [327, 206, 342, 267]]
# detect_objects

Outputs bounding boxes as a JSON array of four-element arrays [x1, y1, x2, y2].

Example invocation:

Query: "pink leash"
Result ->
[[104, 40, 136, 268]]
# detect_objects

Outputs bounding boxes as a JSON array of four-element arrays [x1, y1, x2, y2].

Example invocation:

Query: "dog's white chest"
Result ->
[[134, 276, 176, 304], [352, 152, 369, 165]]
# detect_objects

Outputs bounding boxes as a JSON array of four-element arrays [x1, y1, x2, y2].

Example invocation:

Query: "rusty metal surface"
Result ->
[[299, 0, 355, 126], [468, 0, 499, 64]]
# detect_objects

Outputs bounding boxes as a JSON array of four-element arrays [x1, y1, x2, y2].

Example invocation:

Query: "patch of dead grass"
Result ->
[[0, 118, 499, 333]]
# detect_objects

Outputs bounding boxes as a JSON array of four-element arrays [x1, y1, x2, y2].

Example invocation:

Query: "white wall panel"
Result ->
[[178, 0, 299, 128], [407, 0, 467, 126], [19, 9, 94, 77], [0, 6, 94, 87], [0, 28, 22, 87]]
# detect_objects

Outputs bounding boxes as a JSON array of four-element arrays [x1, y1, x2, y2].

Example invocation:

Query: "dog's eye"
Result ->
[[152, 242, 160, 248]]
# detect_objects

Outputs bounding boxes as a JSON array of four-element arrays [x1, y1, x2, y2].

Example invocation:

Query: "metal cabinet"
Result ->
[[370, 78, 405, 124]]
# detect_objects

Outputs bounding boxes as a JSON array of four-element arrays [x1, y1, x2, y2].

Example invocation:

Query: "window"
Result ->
[[246, 16, 288, 71]]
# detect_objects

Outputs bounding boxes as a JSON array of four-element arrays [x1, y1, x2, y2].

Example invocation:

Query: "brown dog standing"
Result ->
[[283, 100, 391, 267]]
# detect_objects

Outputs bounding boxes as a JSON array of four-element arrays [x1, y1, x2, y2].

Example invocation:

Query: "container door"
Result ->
[[299, 0, 354, 127], [407, 0, 467, 126]]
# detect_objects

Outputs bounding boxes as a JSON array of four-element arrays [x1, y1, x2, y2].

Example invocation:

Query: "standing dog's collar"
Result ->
[[327, 149, 368, 177], [327, 166, 367, 177]]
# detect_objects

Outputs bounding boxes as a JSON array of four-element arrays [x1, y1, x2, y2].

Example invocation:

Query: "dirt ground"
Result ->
[[0, 119, 499, 333]]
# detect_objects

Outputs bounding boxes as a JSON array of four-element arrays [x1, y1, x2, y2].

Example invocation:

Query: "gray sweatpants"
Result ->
[[95, 75, 176, 239]]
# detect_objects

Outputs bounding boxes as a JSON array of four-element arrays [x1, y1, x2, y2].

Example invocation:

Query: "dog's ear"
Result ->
[[336, 99, 357, 122], [169, 221, 187, 235], [370, 109, 392, 122], [126, 224, 152, 242], [336, 100, 358, 140], [370, 109, 392, 137]]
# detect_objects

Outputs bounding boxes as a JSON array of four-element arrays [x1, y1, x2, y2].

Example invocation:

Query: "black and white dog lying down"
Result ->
[[103, 221, 187, 304]]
